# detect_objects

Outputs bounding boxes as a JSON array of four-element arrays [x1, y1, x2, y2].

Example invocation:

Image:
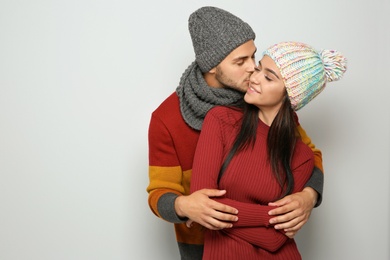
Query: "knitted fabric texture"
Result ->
[[176, 61, 244, 130], [263, 41, 347, 111], [189, 6, 255, 73]]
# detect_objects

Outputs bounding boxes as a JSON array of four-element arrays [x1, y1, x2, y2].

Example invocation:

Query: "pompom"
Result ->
[[320, 49, 347, 82]]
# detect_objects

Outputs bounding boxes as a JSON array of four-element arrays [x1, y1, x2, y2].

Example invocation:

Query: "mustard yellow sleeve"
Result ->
[[296, 124, 323, 173]]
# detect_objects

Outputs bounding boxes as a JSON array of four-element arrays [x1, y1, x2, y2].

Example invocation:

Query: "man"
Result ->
[[147, 6, 324, 259]]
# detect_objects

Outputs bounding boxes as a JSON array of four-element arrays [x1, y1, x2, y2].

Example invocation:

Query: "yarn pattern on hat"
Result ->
[[263, 42, 347, 111], [189, 6, 255, 72]]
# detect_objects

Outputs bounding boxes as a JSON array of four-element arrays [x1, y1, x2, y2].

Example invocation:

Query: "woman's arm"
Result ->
[[223, 227, 287, 252], [221, 154, 314, 252], [213, 197, 276, 227]]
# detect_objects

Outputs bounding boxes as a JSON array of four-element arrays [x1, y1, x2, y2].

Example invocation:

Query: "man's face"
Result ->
[[213, 40, 257, 93]]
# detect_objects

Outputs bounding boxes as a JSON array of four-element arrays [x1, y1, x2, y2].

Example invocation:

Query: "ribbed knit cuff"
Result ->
[[157, 192, 188, 223], [305, 167, 324, 207]]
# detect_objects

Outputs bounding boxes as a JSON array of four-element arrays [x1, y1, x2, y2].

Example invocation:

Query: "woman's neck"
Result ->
[[258, 106, 281, 126]]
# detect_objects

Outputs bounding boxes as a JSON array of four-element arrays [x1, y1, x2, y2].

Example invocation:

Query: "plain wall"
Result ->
[[0, 0, 389, 259]]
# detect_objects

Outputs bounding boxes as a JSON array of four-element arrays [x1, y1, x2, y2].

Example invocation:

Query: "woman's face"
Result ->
[[244, 55, 286, 111]]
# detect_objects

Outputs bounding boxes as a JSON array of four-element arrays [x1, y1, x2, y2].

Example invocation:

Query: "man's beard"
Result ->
[[215, 67, 247, 93]]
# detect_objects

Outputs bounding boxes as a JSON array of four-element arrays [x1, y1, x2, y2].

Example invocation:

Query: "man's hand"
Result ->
[[268, 187, 317, 238], [175, 189, 238, 230]]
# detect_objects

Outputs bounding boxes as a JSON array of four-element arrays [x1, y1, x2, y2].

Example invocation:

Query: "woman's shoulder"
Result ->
[[292, 140, 315, 168], [208, 105, 241, 116], [295, 140, 314, 156]]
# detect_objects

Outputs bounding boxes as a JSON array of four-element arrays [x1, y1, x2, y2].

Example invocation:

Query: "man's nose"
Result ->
[[246, 64, 255, 73]]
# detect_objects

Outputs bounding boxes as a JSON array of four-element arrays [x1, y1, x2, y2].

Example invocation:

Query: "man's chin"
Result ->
[[222, 84, 246, 94]]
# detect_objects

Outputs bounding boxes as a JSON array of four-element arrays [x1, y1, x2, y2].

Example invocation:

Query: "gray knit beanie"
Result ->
[[189, 6, 256, 73]]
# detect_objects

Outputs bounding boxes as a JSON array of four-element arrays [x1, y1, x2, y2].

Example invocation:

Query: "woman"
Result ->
[[190, 41, 347, 259]]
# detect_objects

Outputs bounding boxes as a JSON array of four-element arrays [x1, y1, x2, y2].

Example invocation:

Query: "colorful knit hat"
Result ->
[[189, 6, 255, 73], [263, 41, 347, 111]]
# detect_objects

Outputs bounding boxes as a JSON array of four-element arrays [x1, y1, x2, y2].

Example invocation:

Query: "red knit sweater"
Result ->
[[147, 93, 205, 250], [190, 106, 314, 260], [147, 92, 320, 259]]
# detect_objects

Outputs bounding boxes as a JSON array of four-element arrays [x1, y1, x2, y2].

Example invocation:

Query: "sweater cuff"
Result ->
[[305, 167, 324, 207], [157, 192, 188, 223]]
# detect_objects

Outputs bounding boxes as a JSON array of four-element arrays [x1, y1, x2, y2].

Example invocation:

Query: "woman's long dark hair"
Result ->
[[218, 94, 298, 198]]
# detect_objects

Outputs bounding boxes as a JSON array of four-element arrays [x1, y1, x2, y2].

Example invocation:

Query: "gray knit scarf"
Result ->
[[176, 61, 244, 130]]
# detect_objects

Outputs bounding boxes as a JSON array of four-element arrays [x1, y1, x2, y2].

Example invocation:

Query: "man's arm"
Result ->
[[175, 189, 238, 229], [147, 113, 186, 223], [268, 186, 317, 237], [147, 112, 237, 226]]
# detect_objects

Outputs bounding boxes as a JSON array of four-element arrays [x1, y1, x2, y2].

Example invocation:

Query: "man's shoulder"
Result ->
[[152, 92, 180, 116], [150, 92, 192, 132]]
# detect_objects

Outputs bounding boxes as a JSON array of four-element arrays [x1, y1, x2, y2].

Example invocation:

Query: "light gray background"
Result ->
[[1, 0, 389, 259]]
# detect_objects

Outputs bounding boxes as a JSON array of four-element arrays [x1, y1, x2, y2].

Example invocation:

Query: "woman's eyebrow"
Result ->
[[265, 68, 280, 79], [259, 61, 280, 79]]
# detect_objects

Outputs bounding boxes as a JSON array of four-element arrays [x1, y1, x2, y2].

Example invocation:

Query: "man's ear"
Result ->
[[209, 67, 217, 74]]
